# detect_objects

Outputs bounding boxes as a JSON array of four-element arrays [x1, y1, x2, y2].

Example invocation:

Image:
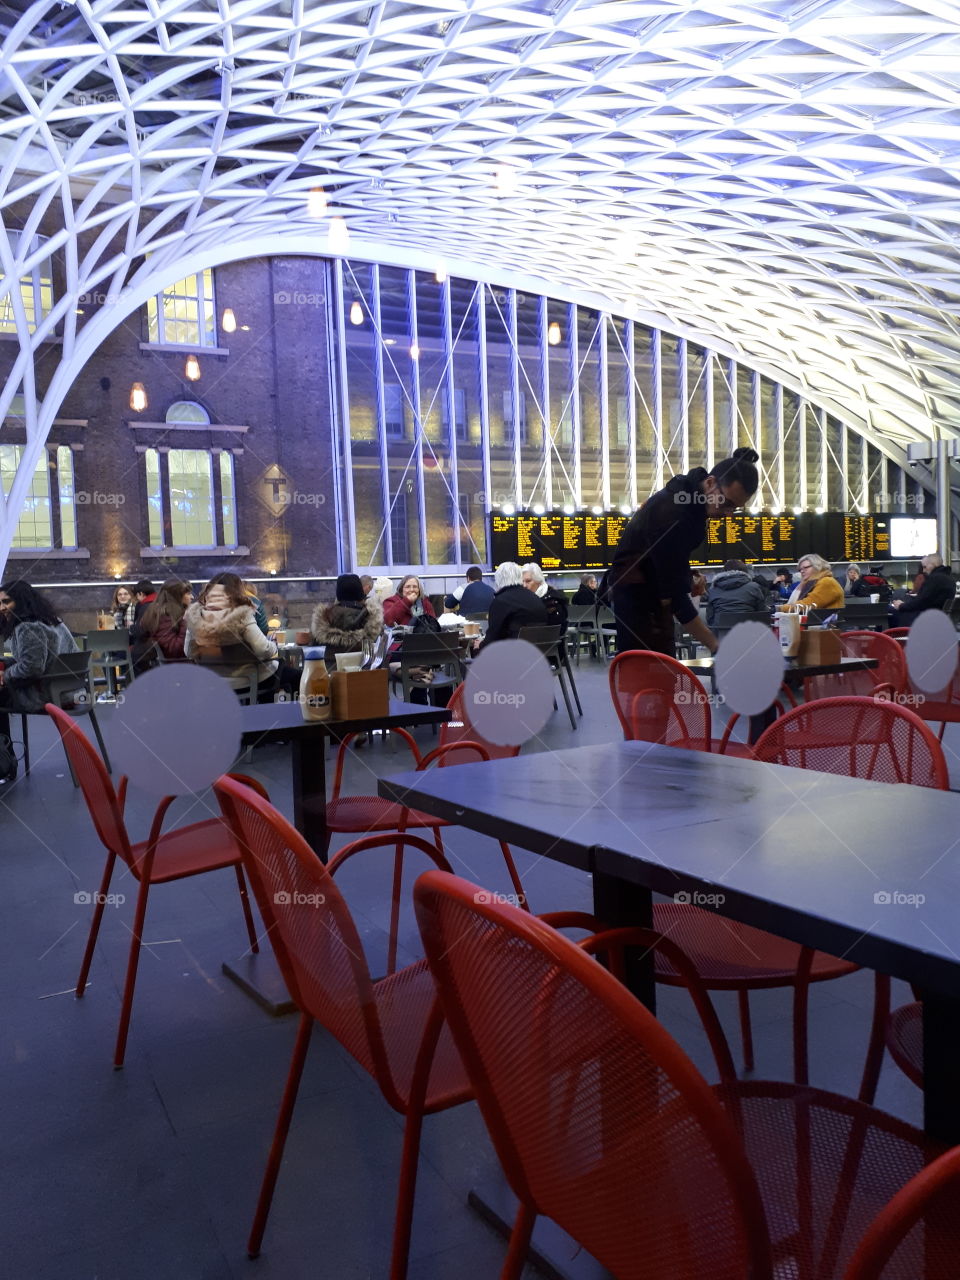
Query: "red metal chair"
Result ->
[[214, 776, 470, 1278], [844, 1146, 960, 1279], [46, 703, 261, 1068], [656, 697, 949, 1083], [900, 660, 960, 743], [885, 628, 910, 640], [859, 977, 923, 1105], [804, 631, 907, 701], [608, 649, 754, 757], [413, 869, 943, 1280]]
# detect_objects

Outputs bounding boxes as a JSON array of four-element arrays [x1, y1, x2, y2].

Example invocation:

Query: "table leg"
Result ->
[[920, 989, 960, 1144], [748, 707, 778, 744], [591, 865, 655, 1013], [292, 734, 329, 860]]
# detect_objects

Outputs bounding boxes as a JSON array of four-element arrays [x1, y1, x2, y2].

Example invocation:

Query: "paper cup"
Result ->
[[870, 594, 880, 604], [335, 652, 363, 672]]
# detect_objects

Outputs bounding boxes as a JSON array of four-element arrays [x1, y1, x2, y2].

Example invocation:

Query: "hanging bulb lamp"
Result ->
[[547, 321, 562, 345], [328, 216, 350, 253], [349, 300, 363, 325], [129, 382, 147, 412], [184, 353, 201, 381], [221, 307, 237, 333], [307, 186, 327, 218]]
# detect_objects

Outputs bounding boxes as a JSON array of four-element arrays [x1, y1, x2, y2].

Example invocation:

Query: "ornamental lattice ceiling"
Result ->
[[3, 0, 960, 558]]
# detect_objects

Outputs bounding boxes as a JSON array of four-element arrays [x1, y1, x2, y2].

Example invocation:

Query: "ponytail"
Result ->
[[710, 446, 759, 497]]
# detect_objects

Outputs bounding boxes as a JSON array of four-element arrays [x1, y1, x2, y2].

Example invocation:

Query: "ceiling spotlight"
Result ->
[[620, 503, 631, 515], [494, 164, 519, 196], [435, 265, 447, 284], [221, 307, 237, 333], [349, 300, 363, 325], [129, 382, 147, 412], [815, 506, 825, 515], [502, 502, 515, 516], [770, 506, 781, 516], [409, 343, 420, 360], [184, 353, 201, 382], [532, 503, 545, 515], [327, 216, 349, 254], [547, 321, 561, 346], [563, 504, 574, 515], [591, 506, 603, 515], [793, 506, 803, 515], [307, 186, 327, 218]]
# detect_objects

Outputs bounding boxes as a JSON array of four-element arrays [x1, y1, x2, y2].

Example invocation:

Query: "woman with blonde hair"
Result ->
[[782, 553, 845, 612]]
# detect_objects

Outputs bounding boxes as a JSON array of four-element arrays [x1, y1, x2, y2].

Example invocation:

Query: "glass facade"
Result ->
[[0, 232, 53, 335], [146, 270, 217, 348]]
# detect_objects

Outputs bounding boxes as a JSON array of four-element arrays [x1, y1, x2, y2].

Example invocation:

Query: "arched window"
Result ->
[[165, 400, 210, 425]]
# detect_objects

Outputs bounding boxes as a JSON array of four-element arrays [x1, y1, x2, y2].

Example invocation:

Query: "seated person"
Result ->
[[310, 573, 384, 662], [522, 563, 568, 629], [382, 575, 436, 628], [843, 563, 871, 598], [781, 553, 845, 613], [890, 554, 956, 627], [135, 580, 193, 666], [0, 579, 78, 782], [478, 562, 548, 650], [861, 566, 892, 602], [456, 566, 495, 615], [437, 596, 463, 628], [111, 584, 136, 629], [131, 578, 156, 626], [184, 572, 297, 700], [772, 569, 794, 601], [571, 573, 598, 605], [704, 559, 768, 627]]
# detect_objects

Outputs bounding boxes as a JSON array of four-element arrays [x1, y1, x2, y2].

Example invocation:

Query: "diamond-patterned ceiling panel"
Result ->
[[3, 0, 960, 552]]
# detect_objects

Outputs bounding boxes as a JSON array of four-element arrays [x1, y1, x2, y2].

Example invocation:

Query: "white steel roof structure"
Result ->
[[3, 0, 960, 566]]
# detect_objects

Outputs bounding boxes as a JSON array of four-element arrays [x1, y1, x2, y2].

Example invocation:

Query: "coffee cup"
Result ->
[[870, 594, 880, 604], [335, 652, 363, 672]]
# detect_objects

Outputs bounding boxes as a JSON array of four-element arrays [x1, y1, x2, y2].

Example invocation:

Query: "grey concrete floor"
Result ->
[[0, 662, 940, 1279]]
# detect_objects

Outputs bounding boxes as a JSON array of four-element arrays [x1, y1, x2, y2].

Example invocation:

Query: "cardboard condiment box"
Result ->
[[798, 627, 842, 665], [330, 668, 389, 720]]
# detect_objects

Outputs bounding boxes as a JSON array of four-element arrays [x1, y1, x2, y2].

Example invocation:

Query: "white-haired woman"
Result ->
[[522, 562, 569, 629], [477, 561, 548, 650], [782, 552, 845, 612]]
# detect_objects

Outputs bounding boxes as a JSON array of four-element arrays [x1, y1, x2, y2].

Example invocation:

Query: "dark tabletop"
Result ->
[[240, 697, 450, 743], [682, 655, 878, 681], [379, 740, 960, 995]]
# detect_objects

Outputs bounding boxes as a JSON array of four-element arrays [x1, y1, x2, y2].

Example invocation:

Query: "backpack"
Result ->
[[410, 612, 441, 636]]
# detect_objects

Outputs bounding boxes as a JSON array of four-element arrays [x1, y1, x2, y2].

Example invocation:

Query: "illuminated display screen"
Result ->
[[489, 512, 629, 570], [889, 517, 937, 558]]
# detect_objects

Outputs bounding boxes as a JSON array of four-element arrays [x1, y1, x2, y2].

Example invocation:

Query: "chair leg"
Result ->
[[113, 875, 151, 1069], [859, 972, 891, 1104], [389, 1101, 426, 1280], [234, 864, 259, 953], [386, 837, 404, 977], [793, 973, 811, 1086], [248, 1013, 314, 1259], [498, 842, 529, 912], [502, 1203, 537, 1280], [20, 714, 29, 776], [556, 668, 577, 731], [563, 657, 583, 716], [87, 709, 112, 773], [76, 850, 117, 996], [737, 989, 754, 1073]]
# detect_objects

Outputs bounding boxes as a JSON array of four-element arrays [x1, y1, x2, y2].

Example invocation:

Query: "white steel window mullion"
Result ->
[[441, 276, 462, 564], [626, 319, 637, 507], [539, 295, 552, 510], [407, 269, 427, 566], [798, 399, 808, 511], [727, 359, 738, 458], [331, 260, 358, 570], [876, 453, 888, 511], [819, 408, 829, 511], [774, 382, 784, 510], [841, 423, 850, 511], [478, 286, 492, 525], [652, 329, 664, 491], [371, 265, 393, 566], [704, 350, 715, 472], [860, 434, 869, 514], [751, 370, 762, 501], [570, 303, 581, 503], [599, 313, 610, 508], [678, 337, 689, 475], [508, 288, 522, 507]]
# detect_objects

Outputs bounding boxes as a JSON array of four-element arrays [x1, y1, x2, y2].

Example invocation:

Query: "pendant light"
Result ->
[[221, 307, 237, 333], [547, 321, 562, 345], [129, 382, 147, 412], [328, 216, 350, 254], [185, 353, 201, 381], [349, 300, 363, 325], [307, 186, 327, 218]]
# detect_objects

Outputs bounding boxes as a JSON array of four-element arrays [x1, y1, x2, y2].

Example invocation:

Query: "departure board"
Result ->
[[489, 512, 629, 571], [699, 513, 803, 566]]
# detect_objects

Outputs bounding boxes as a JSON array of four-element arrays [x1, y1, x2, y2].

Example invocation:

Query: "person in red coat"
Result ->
[[136, 579, 193, 667], [382, 575, 436, 627]]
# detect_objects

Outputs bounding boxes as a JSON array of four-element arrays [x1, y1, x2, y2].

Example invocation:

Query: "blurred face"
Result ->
[[401, 579, 420, 603], [798, 558, 815, 582], [587, 576, 597, 590], [847, 567, 859, 581], [203, 584, 230, 611], [116, 588, 131, 605], [181, 589, 194, 606], [922, 556, 937, 574], [703, 475, 749, 514], [0, 590, 14, 618], [522, 571, 538, 592]]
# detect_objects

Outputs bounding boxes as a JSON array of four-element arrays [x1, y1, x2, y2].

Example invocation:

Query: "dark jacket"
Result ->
[[571, 586, 597, 606], [861, 573, 892, 603], [608, 469, 709, 624], [897, 566, 956, 627], [538, 584, 569, 630], [382, 594, 437, 627], [459, 580, 495, 614], [844, 577, 871, 598], [479, 585, 548, 649], [704, 571, 768, 627], [149, 612, 188, 662], [310, 598, 384, 661], [2, 620, 78, 712]]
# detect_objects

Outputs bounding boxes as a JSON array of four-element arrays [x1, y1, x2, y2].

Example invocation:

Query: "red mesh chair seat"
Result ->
[[654, 903, 856, 987], [413, 870, 942, 1280], [374, 961, 468, 1107], [131, 817, 248, 882], [886, 1001, 923, 1089], [325, 795, 443, 834]]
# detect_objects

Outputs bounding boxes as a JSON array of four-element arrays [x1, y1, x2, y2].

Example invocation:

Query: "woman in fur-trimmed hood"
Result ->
[[311, 574, 384, 662], [183, 572, 279, 690]]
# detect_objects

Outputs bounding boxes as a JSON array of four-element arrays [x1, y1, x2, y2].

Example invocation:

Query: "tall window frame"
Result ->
[[142, 446, 239, 550], [0, 231, 54, 335], [146, 269, 217, 348]]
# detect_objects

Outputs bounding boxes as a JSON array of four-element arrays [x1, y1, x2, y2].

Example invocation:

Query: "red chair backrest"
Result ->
[[46, 703, 132, 863], [609, 650, 711, 749], [752, 696, 949, 789], [413, 869, 773, 1280], [214, 775, 436, 1106], [440, 684, 521, 765], [844, 1145, 960, 1279], [805, 632, 907, 701]]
